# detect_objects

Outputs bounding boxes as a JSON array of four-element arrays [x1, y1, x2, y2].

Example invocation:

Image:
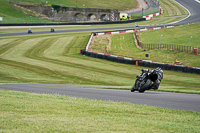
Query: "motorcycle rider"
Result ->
[[131, 67, 163, 92]]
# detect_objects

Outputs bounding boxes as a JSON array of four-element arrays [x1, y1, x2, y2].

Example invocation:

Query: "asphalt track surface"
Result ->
[[1, 83, 200, 112], [0, 0, 200, 112]]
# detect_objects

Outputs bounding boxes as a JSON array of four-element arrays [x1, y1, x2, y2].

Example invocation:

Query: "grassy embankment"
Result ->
[[1, 89, 199, 132], [91, 23, 200, 68]]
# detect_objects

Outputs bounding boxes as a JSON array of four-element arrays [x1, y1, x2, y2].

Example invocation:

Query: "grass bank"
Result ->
[[1, 89, 199, 132], [0, 32, 200, 94], [91, 32, 200, 68], [139, 23, 200, 48]]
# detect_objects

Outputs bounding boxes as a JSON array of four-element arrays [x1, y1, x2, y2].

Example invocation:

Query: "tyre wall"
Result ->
[[80, 50, 200, 74]]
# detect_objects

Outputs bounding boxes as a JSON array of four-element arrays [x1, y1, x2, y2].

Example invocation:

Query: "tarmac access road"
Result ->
[[0, 83, 200, 112]]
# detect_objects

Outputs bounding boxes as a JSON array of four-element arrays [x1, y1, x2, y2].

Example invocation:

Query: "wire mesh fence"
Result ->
[[134, 32, 200, 55], [141, 44, 200, 54]]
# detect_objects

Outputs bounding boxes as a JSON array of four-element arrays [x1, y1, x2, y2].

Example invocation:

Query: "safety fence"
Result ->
[[135, 32, 200, 55], [140, 44, 200, 54]]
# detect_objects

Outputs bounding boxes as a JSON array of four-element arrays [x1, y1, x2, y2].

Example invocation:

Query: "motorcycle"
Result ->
[[131, 68, 161, 93], [51, 28, 55, 32], [28, 30, 32, 34]]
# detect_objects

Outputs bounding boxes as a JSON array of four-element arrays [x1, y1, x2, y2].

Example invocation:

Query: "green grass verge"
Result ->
[[139, 23, 200, 48], [0, 32, 200, 94], [1, 89, 199, 132]]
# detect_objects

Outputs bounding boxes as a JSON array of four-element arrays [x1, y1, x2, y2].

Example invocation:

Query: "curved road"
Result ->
[[175, 0, 200, 24], [0, 0, 200, 112]]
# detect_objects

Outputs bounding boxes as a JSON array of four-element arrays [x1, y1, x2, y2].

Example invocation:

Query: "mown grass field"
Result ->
[[0, 32, 200, 94], [1, 89, 200, 132]]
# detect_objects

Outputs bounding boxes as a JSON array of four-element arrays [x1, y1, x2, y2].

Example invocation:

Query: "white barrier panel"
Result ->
[[111, 31, 119, 34], [110, 55, 118, 58], [140, 28, 147, 31], [146, 17, 151, 20], [126, 30, 134, 33], [97, 33, 104, 36], [153, 27, 161, 30], [86, 34, 93, 51], [167, 26, 174, 28], [124, 57, 132, 60]]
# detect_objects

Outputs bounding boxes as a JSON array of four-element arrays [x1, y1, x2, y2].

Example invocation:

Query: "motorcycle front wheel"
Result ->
[[138, 79, 151, 93]]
